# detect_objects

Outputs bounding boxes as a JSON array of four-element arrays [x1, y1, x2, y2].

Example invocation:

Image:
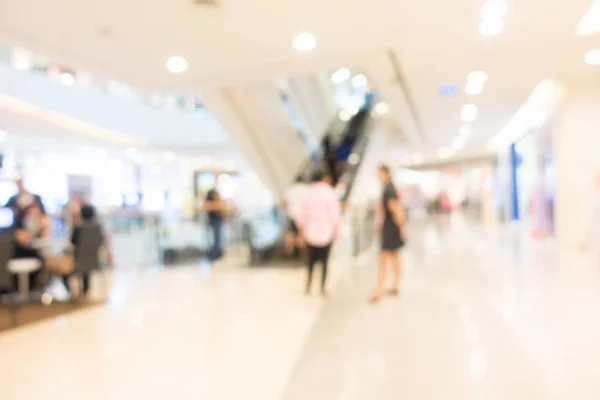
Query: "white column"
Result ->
[[347, 128, 388, 206], [553, 76, 600, 249]]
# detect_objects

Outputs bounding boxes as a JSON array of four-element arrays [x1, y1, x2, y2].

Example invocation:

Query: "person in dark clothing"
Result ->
[[204, 186, 226, 261], [369, 165, 405, 303], [5, 179, 45, 219], [63, 205, 113, 296]]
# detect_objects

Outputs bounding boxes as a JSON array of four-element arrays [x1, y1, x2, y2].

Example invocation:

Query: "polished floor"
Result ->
[[2, 217, 600, 399]]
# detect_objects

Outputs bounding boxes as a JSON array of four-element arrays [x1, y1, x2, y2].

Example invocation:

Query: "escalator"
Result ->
[[245, 102, 375, 265]]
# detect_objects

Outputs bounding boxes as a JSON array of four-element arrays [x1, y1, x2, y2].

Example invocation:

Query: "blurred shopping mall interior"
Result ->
[[2, 0, 600, 398]]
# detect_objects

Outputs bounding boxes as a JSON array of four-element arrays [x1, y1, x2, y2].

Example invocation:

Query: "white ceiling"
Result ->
[[0, 0, 599, 157]]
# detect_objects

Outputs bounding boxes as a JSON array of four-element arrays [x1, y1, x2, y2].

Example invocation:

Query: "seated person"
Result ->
[[63, 205, 113, 297], [12, 203, 50, 289]]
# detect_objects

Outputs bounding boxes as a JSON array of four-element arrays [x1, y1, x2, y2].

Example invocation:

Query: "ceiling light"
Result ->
[[467, 71, 488, 85], [459, 125, 473, 137], [479, 19, 504, 36], [60, 72, 75, 87], [374, 102, 389, 116], [164, 151, 176, 162], [351, 74, 368, 87], [166, 56, 189, 73], [465, 82, 483, 96], [348, 153, 360, 165], [585, 49, 600, 65], [331, 68, 351, 84], [339, 109, 352, 121], [461, 104, 478, 122], [481, 0, 508, 19], [577, 0, 600, 36], [293, 32, 317, 52]]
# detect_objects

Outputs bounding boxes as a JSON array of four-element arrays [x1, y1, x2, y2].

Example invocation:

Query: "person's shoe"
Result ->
[[368, 294, 380, 304], [388, 288, 399, 296]]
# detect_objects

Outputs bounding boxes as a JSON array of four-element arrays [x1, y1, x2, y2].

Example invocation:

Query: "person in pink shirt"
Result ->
[[296, 169, 341, 296]]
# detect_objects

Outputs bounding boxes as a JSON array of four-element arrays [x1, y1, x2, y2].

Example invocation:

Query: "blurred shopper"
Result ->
[[60, 204, 114, 298], [370, 165, 405, 303], [296, 170, 341, 296], [204, 185, 227, 261], [283, 175, 308, 257], [6, 178, 45, 219], [62, 194, 83, 238], [12, 203, 50, 289]]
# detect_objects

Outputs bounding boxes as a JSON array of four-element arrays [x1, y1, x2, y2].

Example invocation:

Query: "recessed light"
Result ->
[[166, 56, 189, 73], [293, 32, 316, 52], [374, 102, 389, 116], [577, 0, 600, 36], [459, 125, 473, 137], [351, 74, 368, 87], [339, 110, 352, 121], [467, 71, 488, 85], [465, 82, 483, 96], [461, 104, 478, 122], [479, 19, 504, 36], [585, 49, 600, 65], [331, 68, 351, 84], [60, 72, 75, 87], [481, 0, 508, 19]]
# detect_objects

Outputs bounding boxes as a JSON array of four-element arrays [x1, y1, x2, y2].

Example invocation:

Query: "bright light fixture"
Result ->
[[585, 49, 600, 65], [351, 74, 368, 88], [293, 32, 317, 52], [461, 104, 478, 122], [467, 71, 488, 85], [166, 56, 189, 73], [339, 109, 352, 121], [331, 68, 351, 84], [481, 0, 508, 19], [374, 102, 389, 116], [60, 72, 75, 87], [479, 19, 504, 36], [459, 125, 473, 137], [577, 0, 600, 36], [465, 82, 483, 96], [348, 153, 360, 165]]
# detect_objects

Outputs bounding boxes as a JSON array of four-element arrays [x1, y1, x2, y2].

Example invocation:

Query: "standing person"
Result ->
[[6, 178, 45, 219], [283, 175, 308, 257], [204, 185, 226, 261], [296, 170, 341, 296], [369, 165, 405, 303], [62, 194, 82, 238]]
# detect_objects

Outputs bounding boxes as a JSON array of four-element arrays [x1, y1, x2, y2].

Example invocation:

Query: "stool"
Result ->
[[7, 258, 42, 297]]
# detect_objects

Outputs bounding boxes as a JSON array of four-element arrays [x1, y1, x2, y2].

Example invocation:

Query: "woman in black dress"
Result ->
[[369, 165, 405, 303]]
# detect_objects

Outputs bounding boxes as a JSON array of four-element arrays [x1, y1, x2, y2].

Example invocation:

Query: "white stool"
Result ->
[[7, 258, 42, 297]]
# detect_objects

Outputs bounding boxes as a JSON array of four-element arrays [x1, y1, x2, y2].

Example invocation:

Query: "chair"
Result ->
[[70, 223, 104, 297]]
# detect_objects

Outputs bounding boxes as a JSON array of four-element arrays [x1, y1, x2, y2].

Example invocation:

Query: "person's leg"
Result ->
[[208, 221, 223, 261], [306, 245, 317, 294], [369, 251, 390, 303], [82, 273, 91, 295], [390, 250, 402, 294], [320, 244, 332, 295]]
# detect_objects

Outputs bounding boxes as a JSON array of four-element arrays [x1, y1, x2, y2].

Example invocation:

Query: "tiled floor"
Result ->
[[2, 216, 600, 399]]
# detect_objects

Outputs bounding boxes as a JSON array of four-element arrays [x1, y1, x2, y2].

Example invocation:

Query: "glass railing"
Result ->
[[0, 43, 208, 118]]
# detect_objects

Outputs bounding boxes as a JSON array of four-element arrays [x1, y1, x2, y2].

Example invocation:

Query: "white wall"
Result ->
[[553, 76, 600, 249]]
